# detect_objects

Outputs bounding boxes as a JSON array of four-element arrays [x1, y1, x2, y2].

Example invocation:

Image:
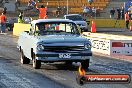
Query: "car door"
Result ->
[[21, 32, 32, 58], [25, 33, 36, 59]]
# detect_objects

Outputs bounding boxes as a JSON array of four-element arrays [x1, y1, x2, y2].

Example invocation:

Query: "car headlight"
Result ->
[[84, 43, 91, 50], [37, 44, 44, 51], [82, 24, 86, 26], [81, 24, 85, 26]]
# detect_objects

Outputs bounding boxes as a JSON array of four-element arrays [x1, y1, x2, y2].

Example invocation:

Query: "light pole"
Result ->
[[67, 0, 68, 14]]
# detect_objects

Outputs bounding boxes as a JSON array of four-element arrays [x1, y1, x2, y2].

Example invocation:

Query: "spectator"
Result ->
[[110, 8, 115, 19], [18, 12, 24, 23], [63, 6, 67, 15], [128, 11, 132, 20], [88, 7, 93, 18], [56, 6, 62, 17], [117, 7, 121, 19], [125, 11, 130, 29], [28, 0, 36, 9], [121, 6, 124, 19], [36, 4, 48, 19], [92, 7, 96, 18], [128, 6, 132, 20], [128, 6, 132, 13], [96, 7, 100, 17], [15, 0, 20, 7], [8, 17, 14, 31], [83, 6, 89, 18], [3, 7, 7, 14], [88, 0, 93, 5], [24, 17, 32, 23], [0, 12, 7, 33]]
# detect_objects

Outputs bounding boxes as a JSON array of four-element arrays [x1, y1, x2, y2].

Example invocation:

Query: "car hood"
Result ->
[[36, 34, 87, 44]]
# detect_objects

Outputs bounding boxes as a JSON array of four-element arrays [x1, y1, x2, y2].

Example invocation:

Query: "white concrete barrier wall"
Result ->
[[110, 40, 132, 55], [88, 37, 111, 55], [83, 32, 132, 55]]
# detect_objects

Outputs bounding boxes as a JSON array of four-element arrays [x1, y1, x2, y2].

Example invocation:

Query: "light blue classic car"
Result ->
[[17, 19, 92, 69]]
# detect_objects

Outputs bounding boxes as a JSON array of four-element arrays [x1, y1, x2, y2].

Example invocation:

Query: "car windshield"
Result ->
[[66, 15, 84, 21], [35, 22, 80, 35]]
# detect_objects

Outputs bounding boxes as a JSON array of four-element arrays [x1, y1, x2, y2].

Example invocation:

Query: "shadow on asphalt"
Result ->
[[40, 63, 99, 73], [41, 63, 78, 71]]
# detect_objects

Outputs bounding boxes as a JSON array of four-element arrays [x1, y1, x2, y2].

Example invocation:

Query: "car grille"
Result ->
[[78, 24, 82, 26], [44, 46, 84, 52]]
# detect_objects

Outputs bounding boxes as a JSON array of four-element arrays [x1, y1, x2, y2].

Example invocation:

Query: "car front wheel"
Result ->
[[81, 59, 89, 70], [32, 54, 41, 69], [20, 50, 30, 64]]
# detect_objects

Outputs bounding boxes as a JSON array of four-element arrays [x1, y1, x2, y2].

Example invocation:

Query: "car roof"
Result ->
[[31, 19, 74, 24], [64, 14, 81, 16]]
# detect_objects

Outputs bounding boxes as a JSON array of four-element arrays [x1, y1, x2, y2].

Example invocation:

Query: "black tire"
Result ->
[[81, 59, 89, 70], [32, 54, 41, 69], [76, 76, 85, 86], [21, 50, 30, 64], [18, 46, 21, 52], [65, 61, 72, 66]]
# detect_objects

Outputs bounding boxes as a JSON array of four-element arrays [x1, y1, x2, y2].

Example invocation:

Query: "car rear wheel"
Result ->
[[32, 54, 41, 69], [81, 59, 89, 70], [20, 50, 30, 64], [76, 75, 85, 86]]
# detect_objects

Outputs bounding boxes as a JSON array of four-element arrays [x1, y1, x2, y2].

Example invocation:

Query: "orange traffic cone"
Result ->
[[130, 25, 132, 31], [91, 21, 96, 33]]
